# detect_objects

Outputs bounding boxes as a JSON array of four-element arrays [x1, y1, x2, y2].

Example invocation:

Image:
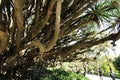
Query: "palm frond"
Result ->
[[85, 0, 120, 27]]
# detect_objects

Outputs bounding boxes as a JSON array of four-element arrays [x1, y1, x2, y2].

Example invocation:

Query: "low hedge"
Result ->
[[39, 69, 89, 80]]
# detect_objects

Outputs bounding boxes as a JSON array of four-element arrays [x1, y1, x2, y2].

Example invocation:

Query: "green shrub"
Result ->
[[39, 69, 89, 80], [24, 65, 89, 80], [113, 55, 120, 72], [100, 63, 109, 76], [99, 57, 120, 79], [114, 73, 120, 79]]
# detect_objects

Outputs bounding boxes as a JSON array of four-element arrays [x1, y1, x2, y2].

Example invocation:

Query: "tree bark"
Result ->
[[44, 33, 117, 60], [14, 0, 24, 49]]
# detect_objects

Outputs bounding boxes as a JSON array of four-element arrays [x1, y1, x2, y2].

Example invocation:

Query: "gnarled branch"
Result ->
[[45, 0, 61, 52], [24, 0, 57, 43]]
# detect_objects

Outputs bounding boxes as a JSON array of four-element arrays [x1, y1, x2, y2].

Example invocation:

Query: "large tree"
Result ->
[[0, 0, 120, 79]]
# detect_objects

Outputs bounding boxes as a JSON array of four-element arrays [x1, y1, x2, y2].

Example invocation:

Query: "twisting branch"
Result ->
[[45, 0, 61, 52], [24, 0, 62, 57], [31, 0, 56, 38], [25, 40, 45, 54], [24, 0, 57, 43], [14, 0, 24, 49]]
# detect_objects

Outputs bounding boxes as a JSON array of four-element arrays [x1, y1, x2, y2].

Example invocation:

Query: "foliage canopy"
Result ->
[[0, 0, 120, 79], [113, 55, 120, 72]]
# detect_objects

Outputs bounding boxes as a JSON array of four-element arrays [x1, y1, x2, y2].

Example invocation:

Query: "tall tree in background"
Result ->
[[0, 0, 120, 78]]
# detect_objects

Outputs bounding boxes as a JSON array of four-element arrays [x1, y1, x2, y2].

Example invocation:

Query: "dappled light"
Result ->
[[0, 0, 120, 79]]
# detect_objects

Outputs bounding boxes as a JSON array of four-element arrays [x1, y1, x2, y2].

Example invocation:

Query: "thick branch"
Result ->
[[14, 0, 24, 49], [60, 0, 98, 37], [34, 0, 42, 22], [0, 31, 8, 54], [25, 40, 45, 54], [24, 0, 61, 56], [24, 0, 56, 43], [45, 0, 61, 52], [45, 32, 117, 60]]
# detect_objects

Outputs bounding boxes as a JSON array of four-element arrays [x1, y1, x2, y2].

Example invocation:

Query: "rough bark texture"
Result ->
[[0, 0, 120, 79]]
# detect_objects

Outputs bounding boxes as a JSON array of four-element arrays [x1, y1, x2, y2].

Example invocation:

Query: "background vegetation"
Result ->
[[0, 0, 120, 79]]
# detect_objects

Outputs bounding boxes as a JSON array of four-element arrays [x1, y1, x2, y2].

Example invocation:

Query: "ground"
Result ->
[[86, 74, 120, 80]]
